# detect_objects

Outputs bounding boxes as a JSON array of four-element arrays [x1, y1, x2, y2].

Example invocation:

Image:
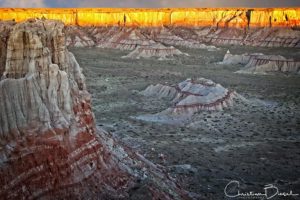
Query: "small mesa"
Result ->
[[140, 78, 240, 116], [122, 43, 189, 60], [220, 50, 300, 75]]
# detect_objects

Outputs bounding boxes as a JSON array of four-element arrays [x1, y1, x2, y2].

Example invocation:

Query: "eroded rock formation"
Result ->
[[143, 27, 219, 50], [66, 26, 95, 47], [0, 8, 299, 28], [0, 19, 190, 199], [139, 78, 239, 119], [68, 26, 192, 60], [220, 50, 300, 74], [193, 26, 300, 47], [122, 43, 189, 60], [237, 56, 300, 75], [0, 8, 299, 48], [97, 28, 157, 50], [66, 25, 300, 49], [0, 20, 15, 75]]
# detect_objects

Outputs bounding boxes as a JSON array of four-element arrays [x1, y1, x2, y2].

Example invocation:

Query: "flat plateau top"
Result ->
[[0, 8, 299, 12], [1, 7, 298, 27]]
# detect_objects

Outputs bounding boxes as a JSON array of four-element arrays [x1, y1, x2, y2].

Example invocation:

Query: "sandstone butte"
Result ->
[[0, 19, 190, 199], [0, 8, 299, 28]]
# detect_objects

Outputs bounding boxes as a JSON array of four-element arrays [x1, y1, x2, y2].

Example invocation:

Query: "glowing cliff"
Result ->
[[0, 8, 299, 27]]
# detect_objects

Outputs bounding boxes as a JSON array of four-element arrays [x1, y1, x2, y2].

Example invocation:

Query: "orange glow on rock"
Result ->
[[0, 8, 299, 27]]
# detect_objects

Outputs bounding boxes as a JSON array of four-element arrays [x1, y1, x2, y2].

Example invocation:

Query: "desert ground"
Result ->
[[71, 45, 300, 199]]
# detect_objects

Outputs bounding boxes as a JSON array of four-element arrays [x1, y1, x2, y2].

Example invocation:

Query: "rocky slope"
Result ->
[[96, 28, 157, 51], [0, 20, 15, 76], [0, 8, 299, 48], [66, 26, 95, 47], [219, 50, 300, 74], [122, 43, 189, 60], [0, 19, 190, 199], [65, 25, 300, 48], [136, 78, 241, 123], [67, 26, 203, 59], [141, 27, 220, 50]]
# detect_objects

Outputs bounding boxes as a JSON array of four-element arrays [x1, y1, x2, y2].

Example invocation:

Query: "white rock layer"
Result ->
[[140, 78, 238, 116], [122, 43, 189, 60], [220, 50, 300, 74]]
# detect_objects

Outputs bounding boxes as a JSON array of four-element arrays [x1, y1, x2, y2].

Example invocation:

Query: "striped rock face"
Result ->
[[65, 25, 300, 49], [0, 19, 189, 199], [141, 78, 238, 116], [0, 18, 126, 199], [141, 27, 219, 50], [0, 8, 299, 28], [1, 8, 299, 48], [61, 24, 300, 49], [66, 26, 95, 47], [0, 20, 15, 76], [237, 54, 300, 75], [122, 43, 189, 60], [220, 50, 300, 74], [96, 28, 158, 50], [66, 26, 219, 53]]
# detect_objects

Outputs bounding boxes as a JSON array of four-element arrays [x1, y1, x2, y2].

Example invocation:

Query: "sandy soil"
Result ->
[[70, 46, 300, 199]]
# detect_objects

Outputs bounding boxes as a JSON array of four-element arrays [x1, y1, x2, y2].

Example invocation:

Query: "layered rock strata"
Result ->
[[0, 8, 299, 48], [140, 78, 238, 116], [0, 20, 15, 75], [66, 26, 95, 47], [66, 25, 300, 48], [220, 50, 300, 74], [122, 43, 189, 60], [0, 19, 189, 199], [97, 28, 157, 50], [143, 27, 219, 50], [70, 26, 193, 59], [0, 8, 299, 28], [66, 26, 220, 51], [192, 27, 300, 47]]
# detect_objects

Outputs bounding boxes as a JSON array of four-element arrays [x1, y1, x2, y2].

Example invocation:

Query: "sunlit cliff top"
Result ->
[[0, 8, 299, 27]]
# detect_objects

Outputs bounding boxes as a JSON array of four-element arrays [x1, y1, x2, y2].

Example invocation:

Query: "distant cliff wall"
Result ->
[[0, 8, 299, 28]]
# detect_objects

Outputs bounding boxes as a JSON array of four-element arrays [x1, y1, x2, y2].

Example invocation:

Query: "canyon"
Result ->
[[69, 44, 300, 199], [0, 7, 299, 200]]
